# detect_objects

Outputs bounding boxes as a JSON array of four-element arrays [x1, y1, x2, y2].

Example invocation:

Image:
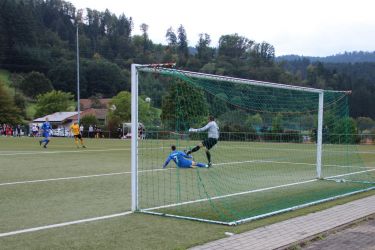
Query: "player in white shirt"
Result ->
[[187, 115, 219, 167]]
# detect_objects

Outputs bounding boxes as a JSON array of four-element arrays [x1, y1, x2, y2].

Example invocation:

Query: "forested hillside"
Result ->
[[277, 51, 375, 63], [0, 0, 374, 126]]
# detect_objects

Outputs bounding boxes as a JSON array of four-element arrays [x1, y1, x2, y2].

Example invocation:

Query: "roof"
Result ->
[[69, 108, 108, 120], [80, 99, 111, 110], [33, 112, 78, 123]]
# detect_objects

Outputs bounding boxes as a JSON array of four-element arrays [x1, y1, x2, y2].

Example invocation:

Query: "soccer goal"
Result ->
[[131, 63, 375, 225]]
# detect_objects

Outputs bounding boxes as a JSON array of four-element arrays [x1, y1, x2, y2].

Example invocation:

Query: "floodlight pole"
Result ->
[[76, 23, 80, 123]]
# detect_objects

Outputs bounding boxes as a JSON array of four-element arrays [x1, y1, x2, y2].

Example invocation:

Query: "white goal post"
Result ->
[[130, 63, 326, 212]]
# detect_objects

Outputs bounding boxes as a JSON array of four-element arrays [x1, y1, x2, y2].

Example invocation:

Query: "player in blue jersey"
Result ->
[[39, 118, 52, 148], [163, 145, 209, 169]]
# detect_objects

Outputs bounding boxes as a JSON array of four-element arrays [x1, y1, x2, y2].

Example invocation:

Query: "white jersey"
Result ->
[[195, 121, 219, 139]]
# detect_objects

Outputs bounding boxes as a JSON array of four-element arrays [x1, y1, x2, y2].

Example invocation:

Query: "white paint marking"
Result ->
[[0, 168, 167, 186], [0, 211, 132, 238], [1, 159, 372, 187]]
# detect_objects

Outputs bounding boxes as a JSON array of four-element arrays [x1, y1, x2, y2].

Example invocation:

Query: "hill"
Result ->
[[277, 51, 375, 63]]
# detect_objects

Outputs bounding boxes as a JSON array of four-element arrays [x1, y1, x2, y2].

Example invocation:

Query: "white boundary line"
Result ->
[[1, 159, 373, 187], [1, 166, 374, 238], [0, 146, 167, 156], [0, 168, 167, 187], [0, 211, 132, 238], [143, 179, 318, 211], [143, 168, 375, 212], [0, 148, 128, 156]]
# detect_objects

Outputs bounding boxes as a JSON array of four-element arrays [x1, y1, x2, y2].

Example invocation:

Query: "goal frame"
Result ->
[[130, 63, 356, 224]]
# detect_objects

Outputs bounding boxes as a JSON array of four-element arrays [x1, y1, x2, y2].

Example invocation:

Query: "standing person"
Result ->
[[88, 125, 94, 138], [94, 125, 99, 139], [187, 115, 219, 167], [70, 122, 86, 148], [163, 145, 209, 169], [39, 118, 52, 148], [80, 124, 84, 137], [16, 124, 21, 137], [32, 124, 38, 137]]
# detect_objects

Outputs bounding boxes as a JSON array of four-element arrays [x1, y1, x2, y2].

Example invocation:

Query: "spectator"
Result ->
[[88, 125, 94, 138], [80, 124, 84, 137], [16, 124, 21, 137], [32, 124, 38, 137]]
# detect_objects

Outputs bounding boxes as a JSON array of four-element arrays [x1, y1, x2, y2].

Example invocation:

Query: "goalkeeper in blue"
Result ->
[[186, 115, 219, 167], [39, 118, 52, 148], [163, 145, 209, 169]]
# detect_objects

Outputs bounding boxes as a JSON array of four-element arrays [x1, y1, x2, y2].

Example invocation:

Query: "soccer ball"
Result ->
[[145, 97, 151, 103]]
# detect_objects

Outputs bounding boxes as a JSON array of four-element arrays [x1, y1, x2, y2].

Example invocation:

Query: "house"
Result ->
[[32, 112, 79, 136], [69, 108, 108, 124], [80, 98, 111, 110]]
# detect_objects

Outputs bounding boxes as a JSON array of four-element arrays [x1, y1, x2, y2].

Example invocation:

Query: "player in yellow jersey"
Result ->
[[70, 122, 86, 148]]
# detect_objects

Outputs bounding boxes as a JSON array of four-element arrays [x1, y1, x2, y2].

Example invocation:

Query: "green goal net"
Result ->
[[131, 64, 375, 225]]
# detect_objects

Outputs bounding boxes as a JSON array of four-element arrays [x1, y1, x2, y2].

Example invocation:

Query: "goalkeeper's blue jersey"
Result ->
[[163, 150, 193, 168]]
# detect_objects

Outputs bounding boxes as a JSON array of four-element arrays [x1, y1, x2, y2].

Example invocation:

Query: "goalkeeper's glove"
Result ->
[[189, 128, 196, 132]]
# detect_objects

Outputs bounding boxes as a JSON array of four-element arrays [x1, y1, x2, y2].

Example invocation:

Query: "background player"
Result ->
[[39, 118, 51, 148], [163, 145, 208, 169], [70, 122, 86, 148]]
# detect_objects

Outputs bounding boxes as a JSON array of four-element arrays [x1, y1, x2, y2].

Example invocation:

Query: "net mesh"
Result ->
[[135, 66, 375, 225]]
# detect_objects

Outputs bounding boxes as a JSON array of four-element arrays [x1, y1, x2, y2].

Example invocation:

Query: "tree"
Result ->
[[356, 117, 374, 132], [0, 82, 22, 124], [272, 113, 284, 133], [196, 33, 214, 64], [218, 34, 254, 59], [165, 27, 177, 47], [177, 25, 189, 65], [20, 71, 53, 98], [246, 114, 263, 130], [80, 114, 99, 126], [140, 23, 150, 52], [161, 81, 208, 131], [35, 90, 74, 117], [108, 91, 131, 123], [108, 91, 161, 126], [84, 59, 127, 97]]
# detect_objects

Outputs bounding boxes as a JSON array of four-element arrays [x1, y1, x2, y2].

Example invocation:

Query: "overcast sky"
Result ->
[[68, 0, 375, 57]]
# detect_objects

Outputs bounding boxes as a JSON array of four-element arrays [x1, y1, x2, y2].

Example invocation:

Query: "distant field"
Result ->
[[0, 136, 374, 249]]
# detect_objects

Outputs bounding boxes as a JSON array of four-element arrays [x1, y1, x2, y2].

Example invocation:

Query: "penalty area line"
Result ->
[[0, 211, 132, 238]]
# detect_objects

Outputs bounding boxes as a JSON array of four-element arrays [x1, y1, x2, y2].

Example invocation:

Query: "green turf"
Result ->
[[137, 138, 375, 223], [0, 137, 374, 249]]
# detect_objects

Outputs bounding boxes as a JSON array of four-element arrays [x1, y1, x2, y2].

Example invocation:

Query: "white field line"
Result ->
[[143, 179, 318, 212], [1, 164, 374, 238], [1, 159, 373, 187], [0, 211, 132, 238], [219, 145, 375, 155], [216, 159, 372, 169], [144, 168, 375, 212], [2, 144, 374, 157], [324, 168, 375, 179], [0, 147, 168, 156], [0, 168, 167, 187]]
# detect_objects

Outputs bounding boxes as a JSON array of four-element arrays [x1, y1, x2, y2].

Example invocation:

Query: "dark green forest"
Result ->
[[0, 0, 375, 127]]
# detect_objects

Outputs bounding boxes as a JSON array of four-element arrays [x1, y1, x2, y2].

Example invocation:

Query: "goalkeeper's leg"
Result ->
[[186, 142, 203, 155], [205, 150, 211, 166]]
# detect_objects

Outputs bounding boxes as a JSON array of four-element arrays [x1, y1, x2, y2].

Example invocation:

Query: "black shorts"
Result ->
[[202, 138, 218, 150], [74, 134, 82, 139]]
